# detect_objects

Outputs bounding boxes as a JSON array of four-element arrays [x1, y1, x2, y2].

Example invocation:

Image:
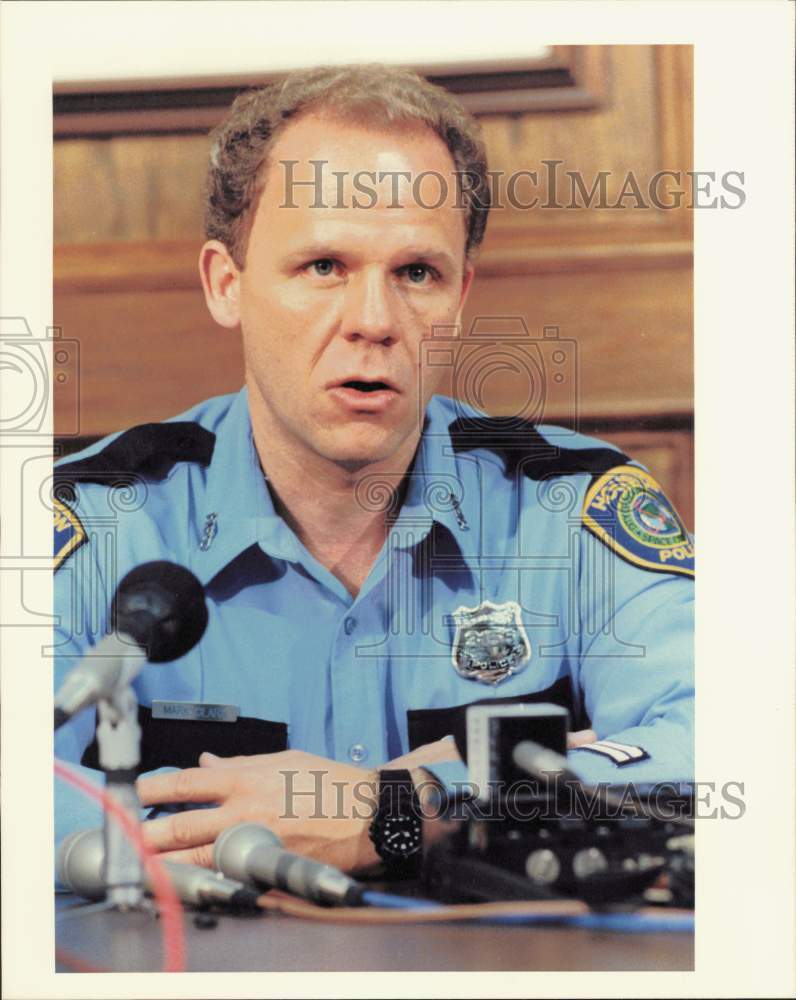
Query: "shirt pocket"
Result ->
[[80, 705, 288, 774], [406, 674, 575, 756]]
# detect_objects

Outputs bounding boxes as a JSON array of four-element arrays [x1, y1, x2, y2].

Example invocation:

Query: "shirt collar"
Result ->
[[195, 387, 301, 586], [194, 390, 478, 586], [389, 396, 481, 558]]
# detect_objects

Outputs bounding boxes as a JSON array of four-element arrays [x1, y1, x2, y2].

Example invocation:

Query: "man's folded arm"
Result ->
[[573, 554, 695, 787]]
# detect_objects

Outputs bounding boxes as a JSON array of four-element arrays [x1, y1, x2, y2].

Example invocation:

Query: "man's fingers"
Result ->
[[567, 729, 598, 749], [198, 751, 265, 769], [386, 736, 461, 771], [137, 766, 235, 806], [143, 806, 230, 853], [154, 844, 217, 869]]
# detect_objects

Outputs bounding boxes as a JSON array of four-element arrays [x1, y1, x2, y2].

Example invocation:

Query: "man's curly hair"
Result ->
[[204, 64, 491, 268]]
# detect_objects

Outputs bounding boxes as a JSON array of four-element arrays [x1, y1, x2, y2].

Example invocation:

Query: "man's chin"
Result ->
[[314, 424, 417, 472], [323, 444, 400, 474]]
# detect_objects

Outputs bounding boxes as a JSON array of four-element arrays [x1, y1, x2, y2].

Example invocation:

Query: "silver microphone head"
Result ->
[[56, 826, 263, 909], [212, 822, 282, 885], [56, 828, 106, 900], [513, 739, 574, 779]]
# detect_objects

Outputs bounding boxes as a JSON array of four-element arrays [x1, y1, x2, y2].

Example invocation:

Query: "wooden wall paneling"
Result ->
[[476, 43, 694, 296], [458, 266, 693, 421], [54, 241, 203, 293], [654, 44, 693, 239], [55, 135, 210, 244], [480, 46, 672, 241], [54, 287, 244, 437]]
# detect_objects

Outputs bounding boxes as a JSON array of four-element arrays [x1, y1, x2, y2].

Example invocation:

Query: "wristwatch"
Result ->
[[368, 769, 423, 876]]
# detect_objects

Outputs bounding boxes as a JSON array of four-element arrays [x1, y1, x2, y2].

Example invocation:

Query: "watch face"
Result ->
[[379, 813, 422, 859]]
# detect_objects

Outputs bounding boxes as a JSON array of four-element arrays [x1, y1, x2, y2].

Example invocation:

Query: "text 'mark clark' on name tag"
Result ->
[[151, 700, 239, 723]]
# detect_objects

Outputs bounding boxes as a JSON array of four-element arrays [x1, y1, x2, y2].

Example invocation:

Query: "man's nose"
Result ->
[[340, 271, 397, 346]]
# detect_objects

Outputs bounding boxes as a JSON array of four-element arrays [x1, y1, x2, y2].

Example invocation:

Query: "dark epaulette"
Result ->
[[54, 422, 216, 492], [450, 416, 695, 579], [53, 422, 216, 570], [448, 416, 628, 479]]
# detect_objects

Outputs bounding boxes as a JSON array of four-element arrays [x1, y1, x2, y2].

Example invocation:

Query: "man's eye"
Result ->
[[309, 259, 336, 277], [403, 264, 436, 284]]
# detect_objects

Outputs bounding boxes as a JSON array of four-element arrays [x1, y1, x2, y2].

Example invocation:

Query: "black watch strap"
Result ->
[[368, 769, 423, 876]]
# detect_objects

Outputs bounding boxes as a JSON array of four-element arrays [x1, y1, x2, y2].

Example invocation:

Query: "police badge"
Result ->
[[451, 600, 531, 685]]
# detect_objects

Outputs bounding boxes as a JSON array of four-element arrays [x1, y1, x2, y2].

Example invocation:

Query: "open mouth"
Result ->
[[341, 380, 392, 393], [328, 378, 400, 412]]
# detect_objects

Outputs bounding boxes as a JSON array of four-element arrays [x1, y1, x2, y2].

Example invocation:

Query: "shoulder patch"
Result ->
[[54, 497, 86, 570], [582, 465, 694, 578]]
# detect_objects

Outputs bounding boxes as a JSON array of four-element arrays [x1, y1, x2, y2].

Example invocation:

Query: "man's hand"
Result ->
[[567, 729, 598, 749], [384, 735, 461, 771], [136, 734, 590, 875], [136, 749, 380, 874], [385, 730, 598, 763]]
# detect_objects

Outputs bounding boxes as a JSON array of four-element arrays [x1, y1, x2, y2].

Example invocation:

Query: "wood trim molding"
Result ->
[[475, 239, 692, 276], [53, 48, 610, 137], [54, 231, 692, 294], [55, 241, 203, 294], [653, 45, 693, 240]]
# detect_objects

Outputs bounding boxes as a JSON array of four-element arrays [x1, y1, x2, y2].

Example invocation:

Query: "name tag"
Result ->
[[151, 700, 239, 723]]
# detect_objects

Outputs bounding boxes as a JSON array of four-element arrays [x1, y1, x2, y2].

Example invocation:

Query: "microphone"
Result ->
[[512, 740, 583, 784], [57, 828, 260, 909], [213, 822, 365, 907], [54, 561, 208, 729]]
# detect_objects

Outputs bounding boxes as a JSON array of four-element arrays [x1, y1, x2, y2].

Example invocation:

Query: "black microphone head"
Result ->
[[112, 561, 208, 663]]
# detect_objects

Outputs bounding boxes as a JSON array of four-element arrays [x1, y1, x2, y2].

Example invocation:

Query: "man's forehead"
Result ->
[[267, 110, 455, 170], [259, 111, 464, 213], [275, 215, 462, 266]]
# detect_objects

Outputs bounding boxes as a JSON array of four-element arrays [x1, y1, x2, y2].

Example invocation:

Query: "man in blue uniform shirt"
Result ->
[[54, 65, 694, 875]]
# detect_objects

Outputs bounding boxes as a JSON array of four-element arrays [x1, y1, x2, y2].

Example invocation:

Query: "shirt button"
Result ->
[[344, 616, 357, 635], [348, 743, 368, 763]]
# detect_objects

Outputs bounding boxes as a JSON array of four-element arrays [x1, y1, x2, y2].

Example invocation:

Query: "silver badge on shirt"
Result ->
[[451, 600, 531, 685]]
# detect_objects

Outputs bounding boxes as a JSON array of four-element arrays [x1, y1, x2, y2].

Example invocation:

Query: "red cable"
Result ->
[[54, 759, 186, 972], [56, 947, 109, 973]]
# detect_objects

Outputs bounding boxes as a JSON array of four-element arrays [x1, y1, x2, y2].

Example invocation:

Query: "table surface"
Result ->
[[56, 896, 694, 973]]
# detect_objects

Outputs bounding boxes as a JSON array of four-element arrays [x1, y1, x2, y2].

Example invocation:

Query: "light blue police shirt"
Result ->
[[54, 388, 694, 846]]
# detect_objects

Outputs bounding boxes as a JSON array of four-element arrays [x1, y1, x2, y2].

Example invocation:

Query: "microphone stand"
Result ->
[[56, 560, 210, 912], [95, 642, 148, 910]]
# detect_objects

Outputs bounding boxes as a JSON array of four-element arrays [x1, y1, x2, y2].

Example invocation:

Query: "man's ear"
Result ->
[[199, 240, 241, 329]]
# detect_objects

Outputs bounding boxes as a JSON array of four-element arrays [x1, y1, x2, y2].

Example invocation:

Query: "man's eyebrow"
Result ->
[[282, 244, 457, 269], [397, 246, 457, 269], [282, 244, 341, 265]]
